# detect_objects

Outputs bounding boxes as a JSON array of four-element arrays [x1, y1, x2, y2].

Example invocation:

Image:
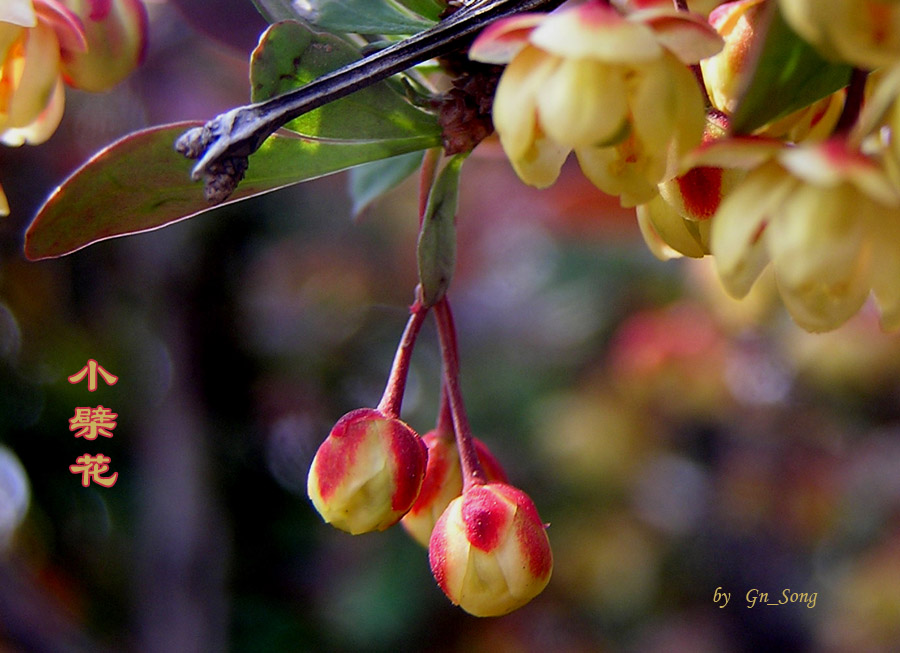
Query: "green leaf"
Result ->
[[349, 150, 425, 217], [24, 122, 440, 260], [250, 20, 440, 140], [730, 3, 852, 135], [394, 0, 444, 23], [26, 20, 443, 260], [417, 153, 466, 306], [251, 0, 436, 34]]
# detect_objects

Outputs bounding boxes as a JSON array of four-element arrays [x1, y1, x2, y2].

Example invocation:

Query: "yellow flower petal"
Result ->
[[636, 194, 708, 259], [509, 132, 570, 188], [536, 59, 628, 148], [0, 0, 36, 28], [776, 249, 871, 333], [767, 184, 867, 290], [576, 138, 660, 207], [6, 21, 60, 130], [710, 162, 794, 297], [1, 75, 64, 145], [531, 2, 662, 62], [492, 45, 556, 161]]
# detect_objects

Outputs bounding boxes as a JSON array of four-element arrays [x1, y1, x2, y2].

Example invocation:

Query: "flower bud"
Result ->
[[307, 408, 427, 535], [429, 482, 552, 617], [59, 0, 148, 92], [401, 431, 507, 547], [701, 0, 767, 115]]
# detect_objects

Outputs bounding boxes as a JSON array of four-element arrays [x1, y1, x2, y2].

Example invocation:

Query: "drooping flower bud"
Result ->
[[307, 408, 427, 535], [401, 431, 507, 547], [701, 0, 767, 115], [428, 482, 552, 617], [59, 0, 148, 92]]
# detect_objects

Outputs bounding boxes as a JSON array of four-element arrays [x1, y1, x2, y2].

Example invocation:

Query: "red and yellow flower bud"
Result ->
[[307, 408, 428, 535], [428, 482, 552, 617], [59, 0, 148, 92], [401, 431, 508, 547]]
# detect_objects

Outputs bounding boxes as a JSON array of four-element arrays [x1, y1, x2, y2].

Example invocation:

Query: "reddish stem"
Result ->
[[377, 295, 430, 418], [433, 297, 487, 490], [435, 380, 455, 441], [833, 68, 869, 136]]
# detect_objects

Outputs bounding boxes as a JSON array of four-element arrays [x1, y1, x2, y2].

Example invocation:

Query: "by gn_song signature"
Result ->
[[713, 586, 817, 608]]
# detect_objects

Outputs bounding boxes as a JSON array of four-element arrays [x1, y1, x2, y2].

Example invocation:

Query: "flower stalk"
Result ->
[[377, 294, 430, 418], [433, 297, 488, 490]]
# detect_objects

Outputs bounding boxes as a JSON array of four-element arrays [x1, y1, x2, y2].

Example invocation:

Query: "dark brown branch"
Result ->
[[175, 0, 565, 203]]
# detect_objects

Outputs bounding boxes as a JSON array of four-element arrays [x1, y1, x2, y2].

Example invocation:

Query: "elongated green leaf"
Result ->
[[417, 153, 466, 306], [251, 0, 435, 34], [349, 150, 425, 217], [251, 20, 439, 139], [730, 3, 852, 135], [25, 121, 439, 260]]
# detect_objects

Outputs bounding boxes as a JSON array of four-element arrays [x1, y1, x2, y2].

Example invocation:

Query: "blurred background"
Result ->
[[2, 1, 900, 651]]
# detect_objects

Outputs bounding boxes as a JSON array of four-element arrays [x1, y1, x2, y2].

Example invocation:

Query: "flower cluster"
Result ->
[[471, 0, 900, 332], [306, 296, 553, 616], [0, 0, 147, 215]]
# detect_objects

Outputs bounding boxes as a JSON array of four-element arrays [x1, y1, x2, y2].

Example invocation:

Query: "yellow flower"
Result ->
[[428, 482, 552, 617], [0, 0, 85, 148], [0, 0, 147, 216], [710, 138, 900, 332], [469, 1, 722, 206], [779, 0, 900, 69]]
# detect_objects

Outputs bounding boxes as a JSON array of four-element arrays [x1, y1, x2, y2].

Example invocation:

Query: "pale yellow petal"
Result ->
[[767, 184, 866, 290], [531, 2, 662, 62], [0, 0, 36, 28], [636, 194, 707, 259], [576, 139, 660, 207], [710, 162, 794, 297], [776, 250, 871, 333], [509, 133, 570, 188], [536, 59, 628, 148], [492, 45, 555, 161], [637, 201, 683, 260], [1, 75, 64, 145], [7, 21, 60, 129]]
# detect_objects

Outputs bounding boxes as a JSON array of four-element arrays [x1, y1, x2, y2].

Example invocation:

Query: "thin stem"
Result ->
[[833, 68, 869, 136], [434, 297, 487, 489], [377, 296, 430, 418], [670, 0, 713, 108], [435, 380, 455, 440]]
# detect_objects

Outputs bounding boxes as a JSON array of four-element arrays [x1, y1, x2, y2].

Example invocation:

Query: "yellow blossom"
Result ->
[[710, 138, 900, 332], [469, 1, 722, 206], [779, 0, 900, 69]]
